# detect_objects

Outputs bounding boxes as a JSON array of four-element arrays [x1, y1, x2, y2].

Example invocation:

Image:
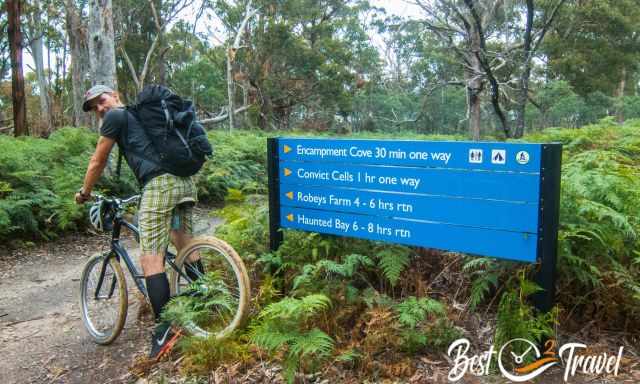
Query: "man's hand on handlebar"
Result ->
[[75, 188, 92, 204]]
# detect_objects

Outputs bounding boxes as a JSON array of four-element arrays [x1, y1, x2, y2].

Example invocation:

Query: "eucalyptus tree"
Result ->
[[64, 0, 91, 127], [414, 0, 506, 139], [115, 0, 195, 95], [163, 20, 228, 114], [88, 0, 117, 89], [211, 0, 381, 130], [413, 0, 567, 138], [24, 0, 55, 136], [543, 0, 640, 123], [373, 16, 468, 134]]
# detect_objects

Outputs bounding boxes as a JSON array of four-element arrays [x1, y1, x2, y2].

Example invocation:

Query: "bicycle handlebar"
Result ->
[[91, 193, 141, 209]]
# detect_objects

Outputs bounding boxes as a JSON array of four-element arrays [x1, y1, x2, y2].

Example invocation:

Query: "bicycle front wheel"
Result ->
[[168, 237, 250, 339], [79, 253, 128, 345]]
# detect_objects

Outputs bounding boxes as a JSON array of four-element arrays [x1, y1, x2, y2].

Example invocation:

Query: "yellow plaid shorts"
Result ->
[[139, 173, 197, 253]]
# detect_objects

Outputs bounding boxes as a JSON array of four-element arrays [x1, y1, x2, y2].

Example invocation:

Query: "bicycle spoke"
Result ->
[[169, 240, 249, 338]]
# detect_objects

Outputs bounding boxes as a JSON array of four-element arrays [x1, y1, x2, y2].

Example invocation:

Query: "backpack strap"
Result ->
[[160, 98, 193, 160], [115, 147, 123, 181], [114, 109, 129, 182], [161, 99, 173, 140]]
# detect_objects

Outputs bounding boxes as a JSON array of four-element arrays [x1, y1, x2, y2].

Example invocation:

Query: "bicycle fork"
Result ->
[[94, 253, 118, 300]]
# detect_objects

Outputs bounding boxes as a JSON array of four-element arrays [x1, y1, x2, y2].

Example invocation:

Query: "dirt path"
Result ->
[[0, 208, 221, 384]]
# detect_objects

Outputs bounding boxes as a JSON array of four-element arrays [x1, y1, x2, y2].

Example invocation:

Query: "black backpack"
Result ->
[[120, 85, 213, 178]]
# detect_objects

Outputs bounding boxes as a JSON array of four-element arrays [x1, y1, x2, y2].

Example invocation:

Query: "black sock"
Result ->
[[185, 259, 204, 281], [145, 273, 170, 322]]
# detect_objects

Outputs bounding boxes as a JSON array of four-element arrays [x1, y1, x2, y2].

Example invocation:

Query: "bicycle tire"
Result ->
[[168, 236, 250, 339], [79, 253, 128, 345]]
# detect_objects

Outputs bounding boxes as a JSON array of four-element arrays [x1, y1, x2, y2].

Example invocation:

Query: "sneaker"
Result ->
[[148, 321, 181, 360]]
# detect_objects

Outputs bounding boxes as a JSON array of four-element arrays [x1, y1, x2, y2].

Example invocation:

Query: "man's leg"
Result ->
[[138, 175, 183, 359], [170, 203, 202, 280], [140, 253, 169, 321], [138, 176, 174, 322]]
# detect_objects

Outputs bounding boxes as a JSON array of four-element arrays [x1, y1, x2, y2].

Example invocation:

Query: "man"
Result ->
[[75, 84, 201, 359]]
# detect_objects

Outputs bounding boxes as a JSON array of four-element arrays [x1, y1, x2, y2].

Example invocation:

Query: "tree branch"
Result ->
[[463, 0, 510, 137], [200, 104, 253, 124], [119, 46, 141, 90]]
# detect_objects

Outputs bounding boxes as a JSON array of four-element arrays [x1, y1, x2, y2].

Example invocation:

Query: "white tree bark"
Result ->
[[29, 13, 53, 136], [201, 104, 252, 125], [65, 0, 91, 127], [226, 0, 259, 132], [88, 0, 117, 89]]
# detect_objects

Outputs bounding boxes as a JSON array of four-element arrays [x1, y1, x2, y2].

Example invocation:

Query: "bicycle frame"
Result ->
[[93, 200, 191, 301]]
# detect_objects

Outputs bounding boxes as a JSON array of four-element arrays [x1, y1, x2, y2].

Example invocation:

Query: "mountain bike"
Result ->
[[79, 193, 250, 345]]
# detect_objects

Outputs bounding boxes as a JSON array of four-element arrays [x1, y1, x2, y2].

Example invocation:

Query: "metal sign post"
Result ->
[[268, 138, 283, 251]]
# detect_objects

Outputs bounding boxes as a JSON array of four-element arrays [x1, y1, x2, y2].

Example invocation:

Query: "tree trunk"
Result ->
[[468, 85, 481, 141], [514, 0, 534, 139], [616, 66, 626, 124], [61, 37, 68, 97], [259, 91, 272, 130], [65, 0, 92, 127], [88, 0, 117, 90], [157, 0, 167, 85], [226, 0, 258, 132], [465, 48, 483, 141], [30, 14, 53, 137], [8, 0, 27, 137], [226, 49, 235, 132]]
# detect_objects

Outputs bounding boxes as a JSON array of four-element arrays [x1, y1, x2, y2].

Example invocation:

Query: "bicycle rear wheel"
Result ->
[[168, 237, 250, 339], [79, 253, 128, 345]]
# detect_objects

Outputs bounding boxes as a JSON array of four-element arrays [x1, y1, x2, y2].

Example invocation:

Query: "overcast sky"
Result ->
[[372, 0, 422, 18], [22, 1, 424, 75]]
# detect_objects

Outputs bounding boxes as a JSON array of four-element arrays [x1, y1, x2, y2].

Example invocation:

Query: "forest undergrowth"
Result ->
[[1, 119, 639, 381]]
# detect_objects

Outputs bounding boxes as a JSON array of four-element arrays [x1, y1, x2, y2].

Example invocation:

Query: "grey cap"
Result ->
[[82, 84, 114, 112]]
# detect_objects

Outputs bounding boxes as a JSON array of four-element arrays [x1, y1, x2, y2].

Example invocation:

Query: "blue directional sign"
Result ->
[[268, 137, 562, 264], [279, 186, 539, 233], [279, 138, 542, 172], [280, 162, 540, 202], [280, 207, 538, 262]]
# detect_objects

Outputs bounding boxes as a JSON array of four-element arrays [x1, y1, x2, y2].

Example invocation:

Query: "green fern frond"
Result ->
[[258, 294, 331, 322], [289, 328, 334, 358], [394, 296, 445, 328], [292, 254, 374, 290], [335, 348, 362, 363], [376, 246, 411, 286], [250, 328, 299, 352]]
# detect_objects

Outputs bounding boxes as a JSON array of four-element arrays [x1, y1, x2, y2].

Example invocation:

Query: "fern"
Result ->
[[494, 271, 557, 353], [463, 257, 504, 310], [394, 296, 445, 328], [162, 271, 238, 327], [257, 294, 331, 321], [361, 287, 393, 308], [376, 245, 411, 286], [393, 296, 460, 354], [288, 328, 335, 358], [250, 294, 334, 383], [292, 253, 374, 290], [335, 348, 362, 364]]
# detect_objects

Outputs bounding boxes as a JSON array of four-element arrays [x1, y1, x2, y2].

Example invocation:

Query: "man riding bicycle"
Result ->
[[75, 84, 203, 359]]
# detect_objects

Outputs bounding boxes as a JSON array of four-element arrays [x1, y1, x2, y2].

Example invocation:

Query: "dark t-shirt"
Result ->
[[100, 108, 164, 185]]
